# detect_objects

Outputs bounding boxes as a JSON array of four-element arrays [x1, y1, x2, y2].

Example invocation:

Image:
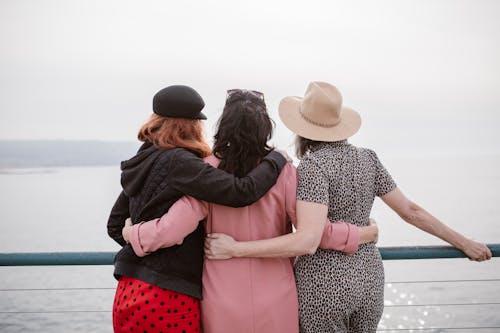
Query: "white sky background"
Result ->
[[1, 0, 499, 156]]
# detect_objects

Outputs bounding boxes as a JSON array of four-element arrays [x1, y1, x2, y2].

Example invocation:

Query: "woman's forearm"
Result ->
[[382, 187, 491, 262], [205, 200, 327, 260], [402, 202, 468, 250], [233, 229, 320, 258], [129, 195, 208, 256]]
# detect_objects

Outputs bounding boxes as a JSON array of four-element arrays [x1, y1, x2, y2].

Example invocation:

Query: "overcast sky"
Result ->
[[1, 0, 499, 156]]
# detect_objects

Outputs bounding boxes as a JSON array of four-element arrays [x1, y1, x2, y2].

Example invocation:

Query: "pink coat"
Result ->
[[129, 156, 359, 333]]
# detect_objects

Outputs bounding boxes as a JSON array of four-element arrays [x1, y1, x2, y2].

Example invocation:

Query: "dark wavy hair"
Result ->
[[212, 91, 274, 177]]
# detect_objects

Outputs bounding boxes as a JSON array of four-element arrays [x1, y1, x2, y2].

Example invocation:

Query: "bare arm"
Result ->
[[205, 200, 327, 259], [381, 187, 492, 261]]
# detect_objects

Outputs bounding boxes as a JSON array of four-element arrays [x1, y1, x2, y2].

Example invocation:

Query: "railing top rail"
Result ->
[[0, 244, 499, 266]]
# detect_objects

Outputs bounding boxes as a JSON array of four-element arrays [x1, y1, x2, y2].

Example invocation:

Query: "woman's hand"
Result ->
[[204, 233, 238, 260], [122, 218, 133, 244], [359, 218, 379, 244], [461, 239, 492, 262]]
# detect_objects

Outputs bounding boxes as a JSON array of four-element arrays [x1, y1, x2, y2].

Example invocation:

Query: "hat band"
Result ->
[[299, 107, 341, 128]]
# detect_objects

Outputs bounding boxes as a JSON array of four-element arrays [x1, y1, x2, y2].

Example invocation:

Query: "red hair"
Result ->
[[138, 114, 211, 158]]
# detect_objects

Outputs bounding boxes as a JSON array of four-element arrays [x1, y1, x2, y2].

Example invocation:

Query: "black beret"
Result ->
[[152, 85, 207, 120]]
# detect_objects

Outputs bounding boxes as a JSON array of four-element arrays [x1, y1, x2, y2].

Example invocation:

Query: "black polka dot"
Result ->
[[173, 309, 178, 313], [159, 316, 163, 321], [181, 301, 185, 305], [143, 315, 147, 320], [174, 323, 178, 327], [151, 308, 156, 313], [160, 302, 165, 306], [145, 300, 149, 304], [167, 324, 171, 328]]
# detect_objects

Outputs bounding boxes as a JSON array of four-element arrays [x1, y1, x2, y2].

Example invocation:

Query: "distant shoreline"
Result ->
[[0, 140, 140, 169]]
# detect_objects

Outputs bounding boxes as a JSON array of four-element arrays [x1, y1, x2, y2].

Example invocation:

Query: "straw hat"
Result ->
[[278, 82, 361, 141]]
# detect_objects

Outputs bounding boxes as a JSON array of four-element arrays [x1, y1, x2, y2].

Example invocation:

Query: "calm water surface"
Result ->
[[1, 155, 499, 332]]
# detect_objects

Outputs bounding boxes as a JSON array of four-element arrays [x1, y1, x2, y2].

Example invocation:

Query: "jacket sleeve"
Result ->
[[319, 221, 360, 254], [107, 191, 130, 246], [129, 196, 208, 257], [169, 150, 287, 207]]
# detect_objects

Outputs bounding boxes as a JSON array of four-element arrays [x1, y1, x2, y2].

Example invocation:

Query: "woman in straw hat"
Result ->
[[205, 82, 492, 332], [121, 89, 379, 333]]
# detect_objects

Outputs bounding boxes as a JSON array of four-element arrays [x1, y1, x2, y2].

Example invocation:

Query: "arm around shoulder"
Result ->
[[170, 149, 287, 207]]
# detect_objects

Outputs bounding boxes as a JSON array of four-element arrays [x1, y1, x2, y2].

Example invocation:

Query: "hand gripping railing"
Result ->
[[1, 244, 499, 265]]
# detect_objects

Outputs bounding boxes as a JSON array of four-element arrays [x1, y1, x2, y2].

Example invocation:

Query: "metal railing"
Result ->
[[1, 244, 499, 265], [1, 244, 499, 333]]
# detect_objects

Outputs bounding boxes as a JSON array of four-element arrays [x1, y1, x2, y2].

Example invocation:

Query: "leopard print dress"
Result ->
[[294, 140, 396, 333]]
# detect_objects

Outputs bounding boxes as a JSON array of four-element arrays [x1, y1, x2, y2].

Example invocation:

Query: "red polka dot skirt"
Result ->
[[113, 276, 201, 333]]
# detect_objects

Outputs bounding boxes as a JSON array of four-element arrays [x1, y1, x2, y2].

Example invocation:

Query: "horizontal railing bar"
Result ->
[[0, 287, 115, 291], [386, 279, 500, 284], [384, 302, 500, 307], [0, 252, 115, 266], [377, 328, 500, 331], [0, 310, 110, 314], [380, 244, 500, 260], [0, 244, 499, 266]]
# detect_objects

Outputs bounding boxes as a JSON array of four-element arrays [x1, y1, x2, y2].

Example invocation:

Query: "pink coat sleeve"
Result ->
[[285, 164, 360, 254], [129, 196, 209, 257]]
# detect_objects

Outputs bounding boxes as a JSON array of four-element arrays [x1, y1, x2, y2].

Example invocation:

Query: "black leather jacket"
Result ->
[[107, 142, 286, 299]]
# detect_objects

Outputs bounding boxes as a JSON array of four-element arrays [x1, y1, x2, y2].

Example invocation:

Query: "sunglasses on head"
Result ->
[[226, 89, 265, 101]]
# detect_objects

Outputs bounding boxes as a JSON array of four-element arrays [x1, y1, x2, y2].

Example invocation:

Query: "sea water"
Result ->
[[0, 155, 499, 332]]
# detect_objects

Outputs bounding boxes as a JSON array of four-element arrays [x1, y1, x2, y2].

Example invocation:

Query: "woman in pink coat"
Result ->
[[123, 89, 378, 333]]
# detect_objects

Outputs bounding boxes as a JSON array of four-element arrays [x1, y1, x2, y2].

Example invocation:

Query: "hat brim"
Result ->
[[278, 96, 361, 142], [195, 112, 207, 120]]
